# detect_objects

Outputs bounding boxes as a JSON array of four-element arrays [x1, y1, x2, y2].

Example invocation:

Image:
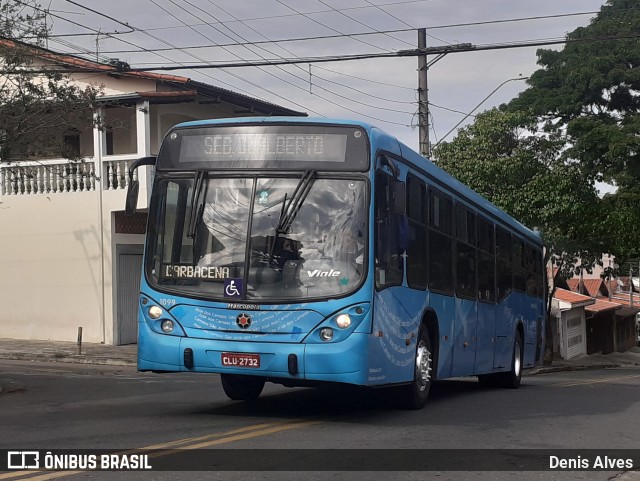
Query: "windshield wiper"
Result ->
[[187, 170, 207, 239], [277, 170, 316, 235], [187, 170, 209, 263], [268, 170, 316, 261]]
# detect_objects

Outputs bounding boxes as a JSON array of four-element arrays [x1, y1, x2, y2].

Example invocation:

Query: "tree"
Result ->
[[506, 0, 640, 263], [434, 108, 605, 273], [433, 109, 606, 363], [0, 0, 99, 163]]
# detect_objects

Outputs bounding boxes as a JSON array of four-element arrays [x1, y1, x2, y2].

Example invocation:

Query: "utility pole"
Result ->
[[418, 28, 430, 158], [631, 266, 634, 307]]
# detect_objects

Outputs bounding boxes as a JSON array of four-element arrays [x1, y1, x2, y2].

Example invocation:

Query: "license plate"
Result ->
[[221, 352, 260, 368]]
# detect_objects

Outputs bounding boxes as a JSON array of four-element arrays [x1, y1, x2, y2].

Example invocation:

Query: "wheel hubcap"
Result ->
[[514, 342, 521, 377], [415, 340, 432, 392]]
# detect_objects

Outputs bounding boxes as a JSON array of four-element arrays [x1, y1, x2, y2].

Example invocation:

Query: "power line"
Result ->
[[315, 0, 416, 49], [182, 0, 326, 116], [429, 102, 477, 118], [201, 0, 413, 124], [312, 65, 415, 90], [144, 0, 316, 113], [120, 0, 439, 34], [60, 33, 636, 72], [89, 11, 602, 55], [61, 0, 134, 34], [273, 0, 393, 53], [25, 0, 416, 125], [362, 0, 451, 45], [310, 67, 416, 105]]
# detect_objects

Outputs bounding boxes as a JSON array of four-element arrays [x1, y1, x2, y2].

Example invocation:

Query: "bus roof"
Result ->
[[175, 116, 377, 130], [172, 117, 542, 245]]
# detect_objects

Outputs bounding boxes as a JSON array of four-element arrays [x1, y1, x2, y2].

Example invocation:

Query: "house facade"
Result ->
[[551, 288, 593, 359], [564, 276, 639, 354], [0, 42, 305, 345]]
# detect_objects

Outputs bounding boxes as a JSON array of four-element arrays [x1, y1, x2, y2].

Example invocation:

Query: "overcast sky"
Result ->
[[42, 0, 607, 152]]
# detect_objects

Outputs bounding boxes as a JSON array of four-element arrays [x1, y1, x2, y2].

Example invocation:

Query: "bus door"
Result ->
[[451, 298, 478, 377], [474, 217, 497, 374], [450, 205, 479, 377], [475, 302, 495, 374]]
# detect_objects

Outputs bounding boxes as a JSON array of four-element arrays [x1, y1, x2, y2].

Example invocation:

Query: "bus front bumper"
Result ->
[[137, 321, 370, 386]]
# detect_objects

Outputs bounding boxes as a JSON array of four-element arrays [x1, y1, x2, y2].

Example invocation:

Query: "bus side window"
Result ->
[[496, 226, 512, 302], [456, 205, 476, 299], [406, 174, 428, 289], [375, 170, 404, 288], [526, 245, 544, 298], [513, 238, 526, 292], [428, 189, 454, 294], [477, 216, 496, 303]]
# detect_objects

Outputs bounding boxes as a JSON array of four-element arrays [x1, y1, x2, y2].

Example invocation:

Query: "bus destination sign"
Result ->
[[179, 133, 348, 163]]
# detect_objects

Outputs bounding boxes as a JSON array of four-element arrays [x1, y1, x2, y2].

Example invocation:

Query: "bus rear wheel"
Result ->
[[499, 333, 524, 389], [496, 333, 523, 389], [220, 374, 265, 401], [401, 327, 433, 409], [477, 333, 524, 388]]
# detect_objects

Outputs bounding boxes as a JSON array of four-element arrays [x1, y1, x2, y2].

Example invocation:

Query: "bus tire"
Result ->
[[496, 333, 523, 389], [401, 327, 433, 409], [220, 374, 265, 401]]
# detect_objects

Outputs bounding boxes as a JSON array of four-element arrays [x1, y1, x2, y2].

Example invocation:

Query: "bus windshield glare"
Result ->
[[148, 175, 368, 301]]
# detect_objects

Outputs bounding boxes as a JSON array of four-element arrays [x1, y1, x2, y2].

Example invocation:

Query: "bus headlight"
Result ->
[[320, 328, 334, 341], [161, 319, 175, 333], [336, 314, 351, 329], [148, 306, 163, 319]]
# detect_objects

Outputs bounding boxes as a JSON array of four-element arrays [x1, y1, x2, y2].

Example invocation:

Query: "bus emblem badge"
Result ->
[[236, 313, 252, 329]]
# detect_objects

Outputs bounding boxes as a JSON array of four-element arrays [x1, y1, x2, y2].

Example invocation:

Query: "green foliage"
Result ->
[[0, 0, 100, 163], [433, 108, 604, 274], [507, 0, 640, 191], [505, 0, 640, 266]]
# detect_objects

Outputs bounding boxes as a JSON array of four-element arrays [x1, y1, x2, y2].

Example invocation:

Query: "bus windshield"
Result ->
[[147, 175, 368, 302]]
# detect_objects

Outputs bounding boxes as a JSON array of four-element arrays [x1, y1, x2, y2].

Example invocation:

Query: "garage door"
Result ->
[[117, 250, 143, 345], [566, 315, 585, 359]]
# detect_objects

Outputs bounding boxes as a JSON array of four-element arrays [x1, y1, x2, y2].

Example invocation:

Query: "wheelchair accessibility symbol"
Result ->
[[224, 278, 244, 298]]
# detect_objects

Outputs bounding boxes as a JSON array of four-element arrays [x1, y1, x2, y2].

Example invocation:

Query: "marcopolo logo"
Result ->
[[8, 451, 40, 469], [236, 313, 252, 329]]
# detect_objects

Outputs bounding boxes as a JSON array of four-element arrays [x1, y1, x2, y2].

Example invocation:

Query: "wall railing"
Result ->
[[0, 155, 139, 196]]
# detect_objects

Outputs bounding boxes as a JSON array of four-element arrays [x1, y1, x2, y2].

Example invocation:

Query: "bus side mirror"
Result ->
[[125, 156, 156, 216], [391, 180, 406, 215], [125, 181, 140, 216]]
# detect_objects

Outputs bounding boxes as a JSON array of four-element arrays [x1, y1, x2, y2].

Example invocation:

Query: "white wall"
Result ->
[[0, 191, 105, 342], [0, 64, 277, 344]]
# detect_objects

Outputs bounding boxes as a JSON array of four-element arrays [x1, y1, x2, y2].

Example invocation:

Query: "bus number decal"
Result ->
[[159, 298, 176, 307]]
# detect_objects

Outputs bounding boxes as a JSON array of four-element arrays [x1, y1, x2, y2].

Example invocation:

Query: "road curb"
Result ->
[[528, 363, 623, 375], [0, 352, 135, 367]]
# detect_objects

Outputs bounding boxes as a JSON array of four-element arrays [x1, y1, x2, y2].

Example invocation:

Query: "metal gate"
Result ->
[[565, 315, 585, 359], [116, 248, 143, 345]]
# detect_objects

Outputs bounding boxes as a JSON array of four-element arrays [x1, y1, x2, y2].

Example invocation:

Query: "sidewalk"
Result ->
[[0, 337, 638, 372], [529, 346, 640, 374], [0, 338, 137, 367]]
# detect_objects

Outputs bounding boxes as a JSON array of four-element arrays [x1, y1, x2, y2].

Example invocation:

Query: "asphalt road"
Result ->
[[1, 359, 639, 481]]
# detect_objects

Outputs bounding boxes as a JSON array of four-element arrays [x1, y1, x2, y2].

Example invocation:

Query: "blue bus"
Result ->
[[126, 117, 545, 409]]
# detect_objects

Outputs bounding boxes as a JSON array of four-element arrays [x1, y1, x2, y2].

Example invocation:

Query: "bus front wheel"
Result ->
[[401, 327, 433, 409], [220, 374, 265, 401]]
